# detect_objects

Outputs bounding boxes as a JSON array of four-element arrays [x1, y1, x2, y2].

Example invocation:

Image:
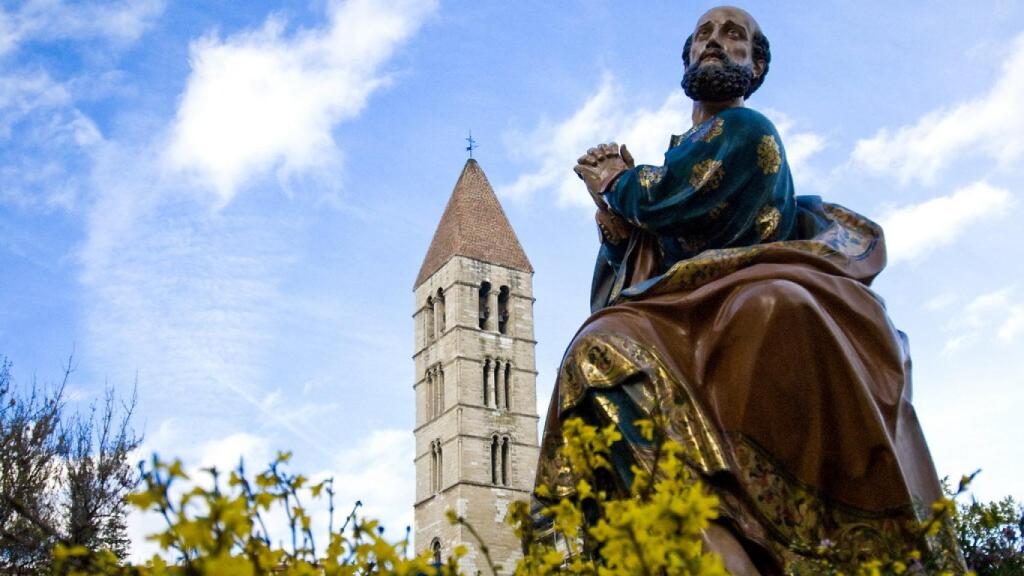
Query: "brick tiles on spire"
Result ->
[[415, 159, 533, 288]]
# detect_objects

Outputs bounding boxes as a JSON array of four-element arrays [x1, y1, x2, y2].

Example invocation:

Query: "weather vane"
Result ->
[[466, 131, 477, 159]]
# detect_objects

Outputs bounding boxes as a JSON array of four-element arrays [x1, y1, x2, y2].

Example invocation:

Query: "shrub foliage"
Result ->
[[47, 414, 1023, 575]]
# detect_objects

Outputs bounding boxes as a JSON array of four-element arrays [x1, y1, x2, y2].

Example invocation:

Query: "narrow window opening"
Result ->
[[437, 367, 444, 417], [429, 441, 437, 494], [425, 370, 433, 420], [493, 360, 503, 409], [478, 282, 491, 329], [437, 442, 443, 491], [498, 286, 510, 334], [435, 288, 446, 334], [504, 363, 512, 412], [482, 359, 491, 407], [490, 435, 499, 485], [425, 296, 435, 342], [501, 436, 510, 486], [431, 539, 441, 566]]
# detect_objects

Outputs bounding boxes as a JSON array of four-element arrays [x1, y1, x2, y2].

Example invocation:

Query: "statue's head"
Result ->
[[681, 6, 770, 102]]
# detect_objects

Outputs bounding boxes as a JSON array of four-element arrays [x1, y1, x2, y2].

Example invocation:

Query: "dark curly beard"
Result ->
[[681, 56, 754, 102]]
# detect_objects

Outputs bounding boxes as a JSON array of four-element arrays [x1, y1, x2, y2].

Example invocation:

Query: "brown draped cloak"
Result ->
[[535, 201, 964, 572]]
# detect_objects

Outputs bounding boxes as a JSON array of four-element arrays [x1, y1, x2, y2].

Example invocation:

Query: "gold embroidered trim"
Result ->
[[556, 332, 729, 477], [618, 204, 881, 300], [540, 333, 965, 572]]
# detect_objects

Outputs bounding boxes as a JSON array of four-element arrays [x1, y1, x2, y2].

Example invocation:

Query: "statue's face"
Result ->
[[688, 7, 762, 79]]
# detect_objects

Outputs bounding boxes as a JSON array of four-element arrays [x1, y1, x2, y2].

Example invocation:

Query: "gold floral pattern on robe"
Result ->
[[695, 116, 725, 143], [708, 201, 729, 222], [757, 134, 782, 174], [756, 204, 782, 240], [637, 165, 665, 191], [689, 159, 724, 192]]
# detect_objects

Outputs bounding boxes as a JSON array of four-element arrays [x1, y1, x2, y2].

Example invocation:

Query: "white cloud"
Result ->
[[330, 429, 415, 540], [997, 305, 1024, 343], [500, 75, 689, 210], [0, 69, 70, 136], [0, 0, 164, 55], [924, 293, 957, 311], [165, 0, 438, 205], [500, 77, 827, 209], [852, 33, 1024, 185], [762, 108, 827, 184], [129, 427, 412, 562], [0, 68, 100, 211], [877, 180, 1012, 264], [196, 432, 274, 471], [69, 0, 438, 478], [940, 287, 1023, 352]]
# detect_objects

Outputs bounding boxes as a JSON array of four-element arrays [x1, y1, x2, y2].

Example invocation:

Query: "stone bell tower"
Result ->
[[413, 159, 539, 574]]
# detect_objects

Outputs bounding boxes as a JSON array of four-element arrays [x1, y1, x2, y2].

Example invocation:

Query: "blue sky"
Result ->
[[2, 0, 1023, 557]]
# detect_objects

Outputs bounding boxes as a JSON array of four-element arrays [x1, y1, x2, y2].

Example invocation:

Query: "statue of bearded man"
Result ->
[[534, 6, 964, 574]]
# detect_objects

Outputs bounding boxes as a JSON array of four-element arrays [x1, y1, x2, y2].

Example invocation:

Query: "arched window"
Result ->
[[490, 434, 511, 487], [435, 288, 446, 334], [482, 358, 491, 407], [429, 440, 437, 494], [430, 439, 442, 494], [425, 369, 433, 420], [501, 436, 510, 486], [436, 366, 444, 418], [498, 286, 510, 334], [493, 359, 503, 409], [436, 441, 443, 492], [503, 362, 512, 412], [425, 296, 435, 343], [490, 435, 499, 485], [478, 282, 491, 329], [431, 538, 441, 566], [425, 364, 444, 420]]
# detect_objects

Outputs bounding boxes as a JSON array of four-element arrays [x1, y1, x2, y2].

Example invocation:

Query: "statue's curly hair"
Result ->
[[682, 31, 771, 99]]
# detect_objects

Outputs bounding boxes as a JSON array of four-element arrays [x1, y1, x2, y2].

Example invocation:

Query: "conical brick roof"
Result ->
[[415, 159, 533, 288]]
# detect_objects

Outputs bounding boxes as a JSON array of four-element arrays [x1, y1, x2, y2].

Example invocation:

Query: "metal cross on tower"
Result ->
[[466, 131, 477, 159]]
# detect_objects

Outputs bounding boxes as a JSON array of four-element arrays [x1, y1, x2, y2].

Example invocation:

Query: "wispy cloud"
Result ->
[[165, 0, 438, 205], [877, 180, 1012, 264], [500, 76, 828, 210], [500, 75, 688, 210], [62, 0, 438, 462], [940, 287, 1024, 352], [0, 68, 99, 211], [852, 33, 1024, 186], [0, 0, 165, 55]]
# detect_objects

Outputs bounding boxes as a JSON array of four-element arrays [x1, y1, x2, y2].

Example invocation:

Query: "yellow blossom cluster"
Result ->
[[50, 421, 975, 575], [503, 417, 727, 576]]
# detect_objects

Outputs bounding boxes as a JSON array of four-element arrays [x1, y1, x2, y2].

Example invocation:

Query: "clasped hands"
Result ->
[[575, 142, 635, 244], [574, 142, 635, 210]]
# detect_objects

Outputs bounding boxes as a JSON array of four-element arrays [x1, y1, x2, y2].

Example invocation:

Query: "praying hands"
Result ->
[[574, 142, 635, 210]]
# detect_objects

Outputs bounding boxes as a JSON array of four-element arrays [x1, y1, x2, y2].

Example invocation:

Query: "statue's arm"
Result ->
[[604, 109, 778, 238]]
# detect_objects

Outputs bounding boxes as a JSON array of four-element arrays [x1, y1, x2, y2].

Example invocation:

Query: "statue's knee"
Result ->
[[729, 278, 818, 320]]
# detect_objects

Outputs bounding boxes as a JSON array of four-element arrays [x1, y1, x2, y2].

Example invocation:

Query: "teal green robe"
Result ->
[[592, 107, 801, 311]]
